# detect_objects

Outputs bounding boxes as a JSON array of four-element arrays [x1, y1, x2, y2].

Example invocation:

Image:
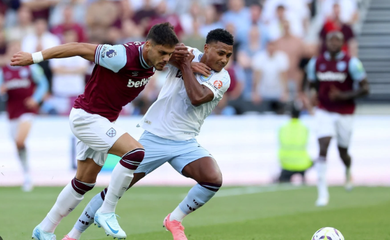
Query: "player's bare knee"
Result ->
[[15, 140, 25, 150], [201, 170, 223, 186]]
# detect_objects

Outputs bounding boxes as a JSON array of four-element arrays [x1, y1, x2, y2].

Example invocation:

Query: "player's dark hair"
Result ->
[[206, 28, 234, 46], [146, 22, 179, 47]]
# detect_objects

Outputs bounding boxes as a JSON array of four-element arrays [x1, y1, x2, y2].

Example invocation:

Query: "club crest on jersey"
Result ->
[[337, 61, 347, 71], [213, 80, 223, 89], [106, 127, 116, 137], [200, 72, 213, 82], [106, 49, 117, 58]]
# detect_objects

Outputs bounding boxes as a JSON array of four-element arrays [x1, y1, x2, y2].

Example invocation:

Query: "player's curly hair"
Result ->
[[206, 28, 234, 46], [146, 22, 179, 47]]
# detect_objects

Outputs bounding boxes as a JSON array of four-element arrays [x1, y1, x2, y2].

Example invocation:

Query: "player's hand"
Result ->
[[191, 62, 211, 77], [10, 52, 34, 66], [24, 97, 39, 110], [0, 85, 6, 94], [329, 85, 343, 101]]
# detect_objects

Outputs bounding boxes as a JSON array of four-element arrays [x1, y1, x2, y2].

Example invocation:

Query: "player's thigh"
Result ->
[[109, 133, 143, 157], [315, 108, 336, 139], [335, 114, 354, 148], [170, 141, 221, 183], [69, 108, 127, 154], [75, 139, 108, 167], [134, 131, 172, 175]]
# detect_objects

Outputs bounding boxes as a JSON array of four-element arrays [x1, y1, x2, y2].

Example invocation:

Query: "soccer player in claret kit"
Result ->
[[0, 40, 48, 192], [61, 29, 234, 240], [306, 31, 369, 206], [11, 22, 183, 240]]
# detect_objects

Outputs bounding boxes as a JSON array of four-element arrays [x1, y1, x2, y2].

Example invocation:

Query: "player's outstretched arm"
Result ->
[[10, 42, 97, 66]]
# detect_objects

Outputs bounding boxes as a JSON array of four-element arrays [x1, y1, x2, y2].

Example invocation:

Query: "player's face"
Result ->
[[326, 36, 343, 54], [203, 41, 233, 72], [146, 42, 175, 71]]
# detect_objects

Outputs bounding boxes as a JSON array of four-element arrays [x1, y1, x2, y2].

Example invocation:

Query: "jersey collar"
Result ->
[[138, 44, 152, 69], [324, 51, 345, 61]]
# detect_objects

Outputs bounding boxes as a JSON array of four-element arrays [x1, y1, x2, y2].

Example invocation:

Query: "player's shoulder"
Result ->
[[213, 68, 231, 85]]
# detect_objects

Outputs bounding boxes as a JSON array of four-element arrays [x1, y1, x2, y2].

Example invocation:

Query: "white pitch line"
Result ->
[[213, 185, 304, 198]]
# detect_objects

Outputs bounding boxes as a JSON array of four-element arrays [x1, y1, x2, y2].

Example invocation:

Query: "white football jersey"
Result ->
[[139, 48, 231, 141]]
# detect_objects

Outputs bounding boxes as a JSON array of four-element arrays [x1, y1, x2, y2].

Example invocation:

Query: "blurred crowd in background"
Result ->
[[0, 0, 361, 116]]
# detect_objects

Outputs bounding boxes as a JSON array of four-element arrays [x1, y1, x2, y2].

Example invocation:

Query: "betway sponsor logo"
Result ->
[[317, 71, 347, 82], [6, 79, 31, 89], [127, 77, 150, 88]]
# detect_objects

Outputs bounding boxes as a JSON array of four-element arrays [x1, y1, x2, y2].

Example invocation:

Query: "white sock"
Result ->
[[40, 183, 84, 233], [169, 206, 187, 222], [68, 228, 82, 240], [99, 164, 134, 213], [316, 158, 328, 199]]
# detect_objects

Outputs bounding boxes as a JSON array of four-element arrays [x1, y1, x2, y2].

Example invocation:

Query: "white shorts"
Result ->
[[69, 108, 126, 166], [9, 113, 35, 140], [314, 108, 354, 148]]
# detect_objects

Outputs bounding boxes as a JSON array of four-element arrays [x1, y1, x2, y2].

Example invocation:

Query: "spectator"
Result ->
[[181, 18, 206, 51], [199, 4, 224, 38], [51, 5, 87, 43], [50, 0, 87, 27], [47, 30, 89, 115], [215, 57, 244, 115], [6, 6, 35, 42], [132, 0, 158, 31], [319, 3, 357, 56], [252, 41, 289, 114], [274, 19, 311, 97], [319, 0, 359, 25], [85, 0, 120, 42], [221, 0, 251, 44], [21, 0, 59, 21], [237, 25, 265, 100], [22, 18, 61, 92], [268, 4, 307, 41], [120, 19, 143, 43], [146, 0, 184, 38]]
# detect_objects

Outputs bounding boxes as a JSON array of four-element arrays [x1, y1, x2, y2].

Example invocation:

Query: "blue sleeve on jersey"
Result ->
[[306, 58, 317, 82], [30, 65, 49, 102], [95, 44, 127, 73], [349, 57, 366, 81], [0, 69, 3, 88]]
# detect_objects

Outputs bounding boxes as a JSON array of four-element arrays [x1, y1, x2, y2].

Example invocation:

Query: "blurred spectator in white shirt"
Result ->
[[252, 41, 289, 113], [6, 6, 35, 42], [267, 4, 308, 40], [48, 29, 89, 115], [22, 18, 61, 93], [50, 0, 87, 27], [319, 0, 358, 25]]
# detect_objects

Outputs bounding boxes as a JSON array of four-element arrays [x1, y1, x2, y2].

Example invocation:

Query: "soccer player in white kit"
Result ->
[[63, 29, 234, 240]]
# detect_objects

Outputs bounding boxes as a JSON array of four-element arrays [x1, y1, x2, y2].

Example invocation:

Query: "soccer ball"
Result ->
[[312, 227, 345, 240]]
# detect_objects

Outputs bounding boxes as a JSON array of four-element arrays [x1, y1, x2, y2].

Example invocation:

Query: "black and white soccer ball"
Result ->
[[312, 227, 345, 240]]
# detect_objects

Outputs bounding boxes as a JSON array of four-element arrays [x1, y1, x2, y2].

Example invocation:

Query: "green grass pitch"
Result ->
[[0, 185, 389, 239]]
